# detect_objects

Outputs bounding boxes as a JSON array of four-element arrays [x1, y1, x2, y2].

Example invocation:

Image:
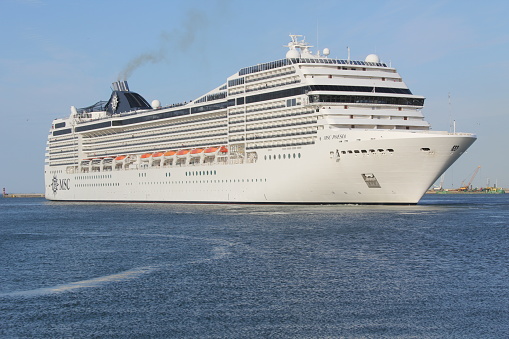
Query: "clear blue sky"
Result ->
[[1, 0, 508, 193]]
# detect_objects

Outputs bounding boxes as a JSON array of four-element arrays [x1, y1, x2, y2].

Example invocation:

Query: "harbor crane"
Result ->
[[459, 166, 481, 191]]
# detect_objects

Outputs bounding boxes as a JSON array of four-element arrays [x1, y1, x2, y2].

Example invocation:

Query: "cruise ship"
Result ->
[[45, 35, 476, 204]]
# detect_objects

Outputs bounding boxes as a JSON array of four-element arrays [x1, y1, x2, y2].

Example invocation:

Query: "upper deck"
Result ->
[[49, 35, 424, 142]]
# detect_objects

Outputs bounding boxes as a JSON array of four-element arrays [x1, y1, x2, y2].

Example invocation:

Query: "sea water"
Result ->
[[0, 195, 508, 338]]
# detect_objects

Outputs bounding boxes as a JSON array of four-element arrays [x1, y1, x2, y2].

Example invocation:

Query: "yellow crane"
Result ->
[[459, 166, 481, 191]]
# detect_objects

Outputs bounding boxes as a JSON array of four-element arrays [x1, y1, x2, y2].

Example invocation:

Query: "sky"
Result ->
[[1, 0, 508, 193]]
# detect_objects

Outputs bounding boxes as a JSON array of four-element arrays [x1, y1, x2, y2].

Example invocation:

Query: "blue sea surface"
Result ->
[[0, 195, 508, 338]]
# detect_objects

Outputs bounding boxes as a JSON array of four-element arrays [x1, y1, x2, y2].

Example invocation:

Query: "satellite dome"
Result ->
[[286, 49, 300, 59], [151, 100, 161, 109], [322, 48, 330, 56], [365, 54, 380, 63]]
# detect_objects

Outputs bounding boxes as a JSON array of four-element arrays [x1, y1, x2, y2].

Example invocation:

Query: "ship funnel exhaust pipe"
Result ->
[[112, 81, 129, 92]]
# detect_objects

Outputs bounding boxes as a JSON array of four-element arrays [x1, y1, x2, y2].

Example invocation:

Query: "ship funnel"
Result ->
[[112, 81, 130, 92]]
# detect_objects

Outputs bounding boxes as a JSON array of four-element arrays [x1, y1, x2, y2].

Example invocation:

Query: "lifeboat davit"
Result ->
[[152, 152, 164, 158], [190, 148, 204, 156], [176, 150, 189, 157], [164, 151, 176, 157]]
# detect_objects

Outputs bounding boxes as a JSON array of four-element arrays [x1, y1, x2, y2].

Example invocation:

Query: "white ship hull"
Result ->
[[45, 129, 475, 204]]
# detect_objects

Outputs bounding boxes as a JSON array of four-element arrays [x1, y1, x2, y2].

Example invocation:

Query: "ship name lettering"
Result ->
[[325, 134, 347, 140]]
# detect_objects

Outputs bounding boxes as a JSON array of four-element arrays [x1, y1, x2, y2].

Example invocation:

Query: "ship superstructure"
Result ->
[[45, 35, 476, 203]]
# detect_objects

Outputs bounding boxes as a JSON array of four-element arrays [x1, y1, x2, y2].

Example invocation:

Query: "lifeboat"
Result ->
[[141, 153, 152, 161], [152, 152, 164, 158], [190, 148, 204, 156], [219, 146, 228, 153], [176, 150, 190, 157], [115, 155, 127, 161], [164, 151, 176, 157], [204, 147, 218, 154]]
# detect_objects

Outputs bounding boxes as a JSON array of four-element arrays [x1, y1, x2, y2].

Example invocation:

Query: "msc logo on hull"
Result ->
[[51, 175, 71, 194]]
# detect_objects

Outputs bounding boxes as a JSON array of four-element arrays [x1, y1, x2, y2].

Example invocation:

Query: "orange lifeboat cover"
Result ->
[[204, 147, 218, 153], [153, 152, 164, 157], [164, 151, 176, 156], [177, 150, 189, 156], [141, 153, 152, 158], [191, 148, 204, 154], [219, 146, 228, 153], [115, 155, 126, 161]]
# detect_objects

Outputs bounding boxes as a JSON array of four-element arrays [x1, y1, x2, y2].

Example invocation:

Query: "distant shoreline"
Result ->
[[2, 193, 45, 198], [426, 189, 507, 194]]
